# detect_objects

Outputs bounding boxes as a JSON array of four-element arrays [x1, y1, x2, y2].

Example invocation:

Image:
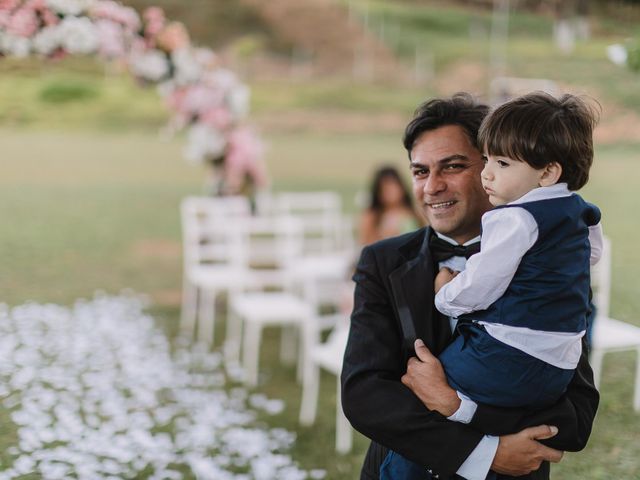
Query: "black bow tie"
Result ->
[[429, 234, 480, 263]]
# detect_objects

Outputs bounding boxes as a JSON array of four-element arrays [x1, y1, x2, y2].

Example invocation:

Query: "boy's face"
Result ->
[[480, 154, 547, 206]]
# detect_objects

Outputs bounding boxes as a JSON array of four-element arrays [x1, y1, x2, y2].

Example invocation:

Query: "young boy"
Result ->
[[381, 92, 603, 480]]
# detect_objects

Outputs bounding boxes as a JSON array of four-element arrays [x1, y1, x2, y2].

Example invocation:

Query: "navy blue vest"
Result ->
[[467, 194, 601, 333]]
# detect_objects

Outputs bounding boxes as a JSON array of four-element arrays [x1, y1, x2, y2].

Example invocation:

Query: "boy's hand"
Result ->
[[435, 267, 458, 293]]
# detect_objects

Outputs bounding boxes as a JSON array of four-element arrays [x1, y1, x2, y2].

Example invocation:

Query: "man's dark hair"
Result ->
[[402, 92, 490, 157], [478, 91, 599, 190]]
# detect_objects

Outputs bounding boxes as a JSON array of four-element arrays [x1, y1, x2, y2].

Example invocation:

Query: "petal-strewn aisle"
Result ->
[[0, 294, 323, 480]]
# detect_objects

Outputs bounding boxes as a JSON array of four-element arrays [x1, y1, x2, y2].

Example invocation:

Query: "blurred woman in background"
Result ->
[[359, 166, 423, 245]]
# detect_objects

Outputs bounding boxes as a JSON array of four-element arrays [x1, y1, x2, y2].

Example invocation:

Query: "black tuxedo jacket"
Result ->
[[341, 227, 599, 479]]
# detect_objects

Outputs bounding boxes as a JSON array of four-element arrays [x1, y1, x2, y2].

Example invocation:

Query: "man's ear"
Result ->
[[539, 162, 562, 187]]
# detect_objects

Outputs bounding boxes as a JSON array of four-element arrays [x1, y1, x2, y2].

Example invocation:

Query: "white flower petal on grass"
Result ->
[[0, 294, 312, 478]]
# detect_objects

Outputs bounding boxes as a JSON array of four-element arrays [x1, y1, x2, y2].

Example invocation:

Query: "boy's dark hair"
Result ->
[[403, 92, 490, 157], [478, 91, 599, 190]]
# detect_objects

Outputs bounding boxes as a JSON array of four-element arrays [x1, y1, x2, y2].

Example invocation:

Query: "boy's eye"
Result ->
[[481, 155, 488, 164], [497, 160, 509, 167]]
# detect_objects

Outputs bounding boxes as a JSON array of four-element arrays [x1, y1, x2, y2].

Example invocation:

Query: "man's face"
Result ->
[[410, 125, 492, 244]]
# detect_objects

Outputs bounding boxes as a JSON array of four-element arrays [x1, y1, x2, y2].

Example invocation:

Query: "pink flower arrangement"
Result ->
[[7, 7, 37, 37], [224, 127, 268, 192], [0, 0, 268, 194]]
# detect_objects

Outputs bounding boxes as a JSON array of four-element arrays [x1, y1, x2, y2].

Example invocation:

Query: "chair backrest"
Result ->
[[274, 191, 344, 254], [590, 235, 612, 319], [180, 196, 251, 269]]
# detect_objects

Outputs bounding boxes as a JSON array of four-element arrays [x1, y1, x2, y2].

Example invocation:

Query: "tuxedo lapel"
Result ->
[[388, 227, 452, 356]]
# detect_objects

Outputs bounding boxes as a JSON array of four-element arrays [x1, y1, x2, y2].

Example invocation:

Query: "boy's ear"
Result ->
[[539, 162, 562, 187]]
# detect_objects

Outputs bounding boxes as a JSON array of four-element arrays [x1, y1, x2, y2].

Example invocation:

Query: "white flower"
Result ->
[[46, 0, 96, 16], [32, 25, 62, 56], [208, 68, 238, 91], [228, 84, 250, 118], [607, 44, 628, 67], [171, 48, 202, 86], [129, 49, 170, 82], [0, 32, 31, 57], [58, 16, 99, 55], [184, 124, 226, 164], [194, 47, 216, 67]]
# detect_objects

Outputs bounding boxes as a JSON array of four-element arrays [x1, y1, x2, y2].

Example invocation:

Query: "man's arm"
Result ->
[[403, 336, 599, 452], [471, 335, 599, 451], [341, 246, 483, 478]]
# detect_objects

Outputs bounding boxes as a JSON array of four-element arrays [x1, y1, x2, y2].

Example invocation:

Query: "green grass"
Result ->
[[1, 126, 639, 478], [0, 58, 168, 131]]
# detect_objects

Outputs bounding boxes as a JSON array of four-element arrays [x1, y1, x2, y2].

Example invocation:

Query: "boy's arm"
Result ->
[[435, 208, 537, 317]]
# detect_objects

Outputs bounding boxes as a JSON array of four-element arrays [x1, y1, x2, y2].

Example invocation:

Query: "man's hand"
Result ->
[[401, 339, 461, 417], [435, 267, 458, 293], [492, 425, 564, 476]]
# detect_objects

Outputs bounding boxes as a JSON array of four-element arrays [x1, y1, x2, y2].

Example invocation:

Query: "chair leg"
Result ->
[[634, 347, 640, 412], [335, 375, 352, 454], [590, 348, 604, 390], [299, 359, 320, 425], [197, 289, 216, 345], [243, 320, 262, 387], [224, 302, 242, 365], [298, 317, 319, 385], [296, 327, 305, 385], [180, 282, 198, 338]]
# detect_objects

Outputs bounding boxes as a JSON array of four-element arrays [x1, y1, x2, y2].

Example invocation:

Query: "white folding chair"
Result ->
[[276, 191, 356, 307], [226, 216, 315, 387], [274, 191, 344, 255], [180, 196, 251, 344], [589, 236, 640, 411], [299, 313, 353, 453]]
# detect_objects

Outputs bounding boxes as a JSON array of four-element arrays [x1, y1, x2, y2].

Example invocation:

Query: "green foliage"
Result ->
[[626, 40, 640, 72], [39, 79, 100, 104]]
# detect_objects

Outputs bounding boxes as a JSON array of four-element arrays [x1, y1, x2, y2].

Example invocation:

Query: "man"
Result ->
[[341, 93, 599, 479]]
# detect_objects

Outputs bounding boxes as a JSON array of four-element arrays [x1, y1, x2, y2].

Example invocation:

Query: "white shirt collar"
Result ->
[[435, 232, 481, 247], [510, 183, 572, 205]]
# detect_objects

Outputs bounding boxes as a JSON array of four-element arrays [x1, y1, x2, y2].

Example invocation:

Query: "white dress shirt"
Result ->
[[436, 235, 497, 479]]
